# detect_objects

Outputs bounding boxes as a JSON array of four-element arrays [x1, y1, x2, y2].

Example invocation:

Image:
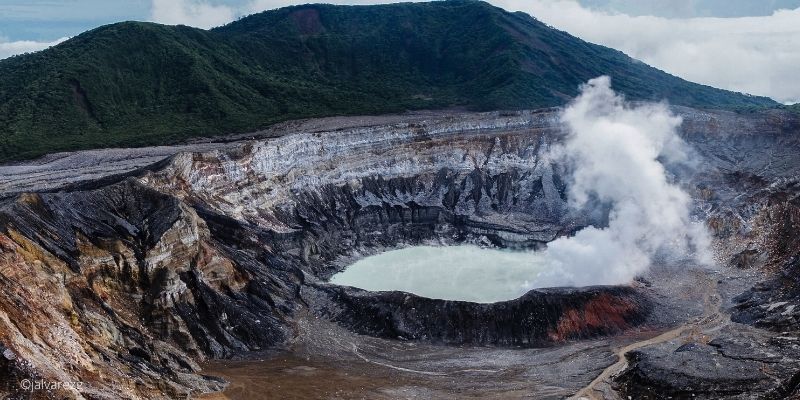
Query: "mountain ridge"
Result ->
[[0, 0, 777, 161]]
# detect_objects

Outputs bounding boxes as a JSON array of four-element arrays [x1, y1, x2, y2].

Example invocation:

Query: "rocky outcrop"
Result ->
[[615, 330, 800, 399], [306, 285, 649, 346], [0, 180, 287, 398], [731, 192, 800, 331]]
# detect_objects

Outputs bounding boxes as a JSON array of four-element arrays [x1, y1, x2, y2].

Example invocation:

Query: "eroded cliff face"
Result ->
[[140, 110, 569, 237], [0, 182, 282, 398], [730, 189, 800, 330], [0, 108, 798, 398]]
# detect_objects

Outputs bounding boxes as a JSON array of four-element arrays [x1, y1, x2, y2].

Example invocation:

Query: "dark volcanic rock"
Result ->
[[617, 344, 769, 399], [731, 194, 800, 332], [0, 179, 285, 398], [306, 284, 650, 346], [616, 331, 800, 399], [617, 190, 800, 398]]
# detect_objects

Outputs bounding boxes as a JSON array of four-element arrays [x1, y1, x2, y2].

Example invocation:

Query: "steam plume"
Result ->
[[531, 76, 711, 288]]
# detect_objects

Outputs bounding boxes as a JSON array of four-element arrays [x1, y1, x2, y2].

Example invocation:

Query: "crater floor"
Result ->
[[200, 264, 731, 400]]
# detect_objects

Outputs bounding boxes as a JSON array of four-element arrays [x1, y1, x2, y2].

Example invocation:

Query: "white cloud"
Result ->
[[149, 0, 236, 29], [0, 37, 68, 60], [244, 0, 288, 14], [495, 0, 800, 104]]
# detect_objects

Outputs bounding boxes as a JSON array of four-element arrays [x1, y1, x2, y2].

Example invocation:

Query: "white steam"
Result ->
[[332, 76, 712, 300], [530, 76, 711, 288]]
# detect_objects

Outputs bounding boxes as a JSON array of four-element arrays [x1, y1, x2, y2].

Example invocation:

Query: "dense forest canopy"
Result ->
[[0, 0, 777, 161]]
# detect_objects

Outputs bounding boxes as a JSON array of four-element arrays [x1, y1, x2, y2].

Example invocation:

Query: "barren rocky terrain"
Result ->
[[0, 107, 799, 399]]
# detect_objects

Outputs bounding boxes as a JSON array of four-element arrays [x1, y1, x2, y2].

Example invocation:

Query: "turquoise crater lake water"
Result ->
[[329, 245, 549, 303]]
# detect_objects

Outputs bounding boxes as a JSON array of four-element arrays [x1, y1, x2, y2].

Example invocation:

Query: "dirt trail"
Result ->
[[572, 273, 723, 400]]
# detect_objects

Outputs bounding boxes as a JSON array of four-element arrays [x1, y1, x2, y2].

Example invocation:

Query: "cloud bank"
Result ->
[[529, 76, 711, 288], [495, 0, 800, 104], [149, 0, 236, 29], [0, 37, 68, 60]]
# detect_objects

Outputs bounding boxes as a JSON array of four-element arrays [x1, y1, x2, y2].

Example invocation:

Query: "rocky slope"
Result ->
[[0, 107, 798, 398]]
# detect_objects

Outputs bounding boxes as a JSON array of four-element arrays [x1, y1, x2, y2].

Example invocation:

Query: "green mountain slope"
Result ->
[[0, 0, 777, 161]]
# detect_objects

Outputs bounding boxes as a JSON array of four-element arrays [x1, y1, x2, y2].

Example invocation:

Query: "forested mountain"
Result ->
[[0, 0, 776, 161]]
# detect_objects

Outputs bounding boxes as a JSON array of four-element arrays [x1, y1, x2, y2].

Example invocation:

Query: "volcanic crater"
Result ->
[[0, 107, 799, 399]]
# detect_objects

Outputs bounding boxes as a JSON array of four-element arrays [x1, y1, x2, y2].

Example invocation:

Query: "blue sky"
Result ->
[[583, 0, 800, 18], [1, 0, 148, 41], [2, 0, 799, 41], [1, 0, 799, 103]]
